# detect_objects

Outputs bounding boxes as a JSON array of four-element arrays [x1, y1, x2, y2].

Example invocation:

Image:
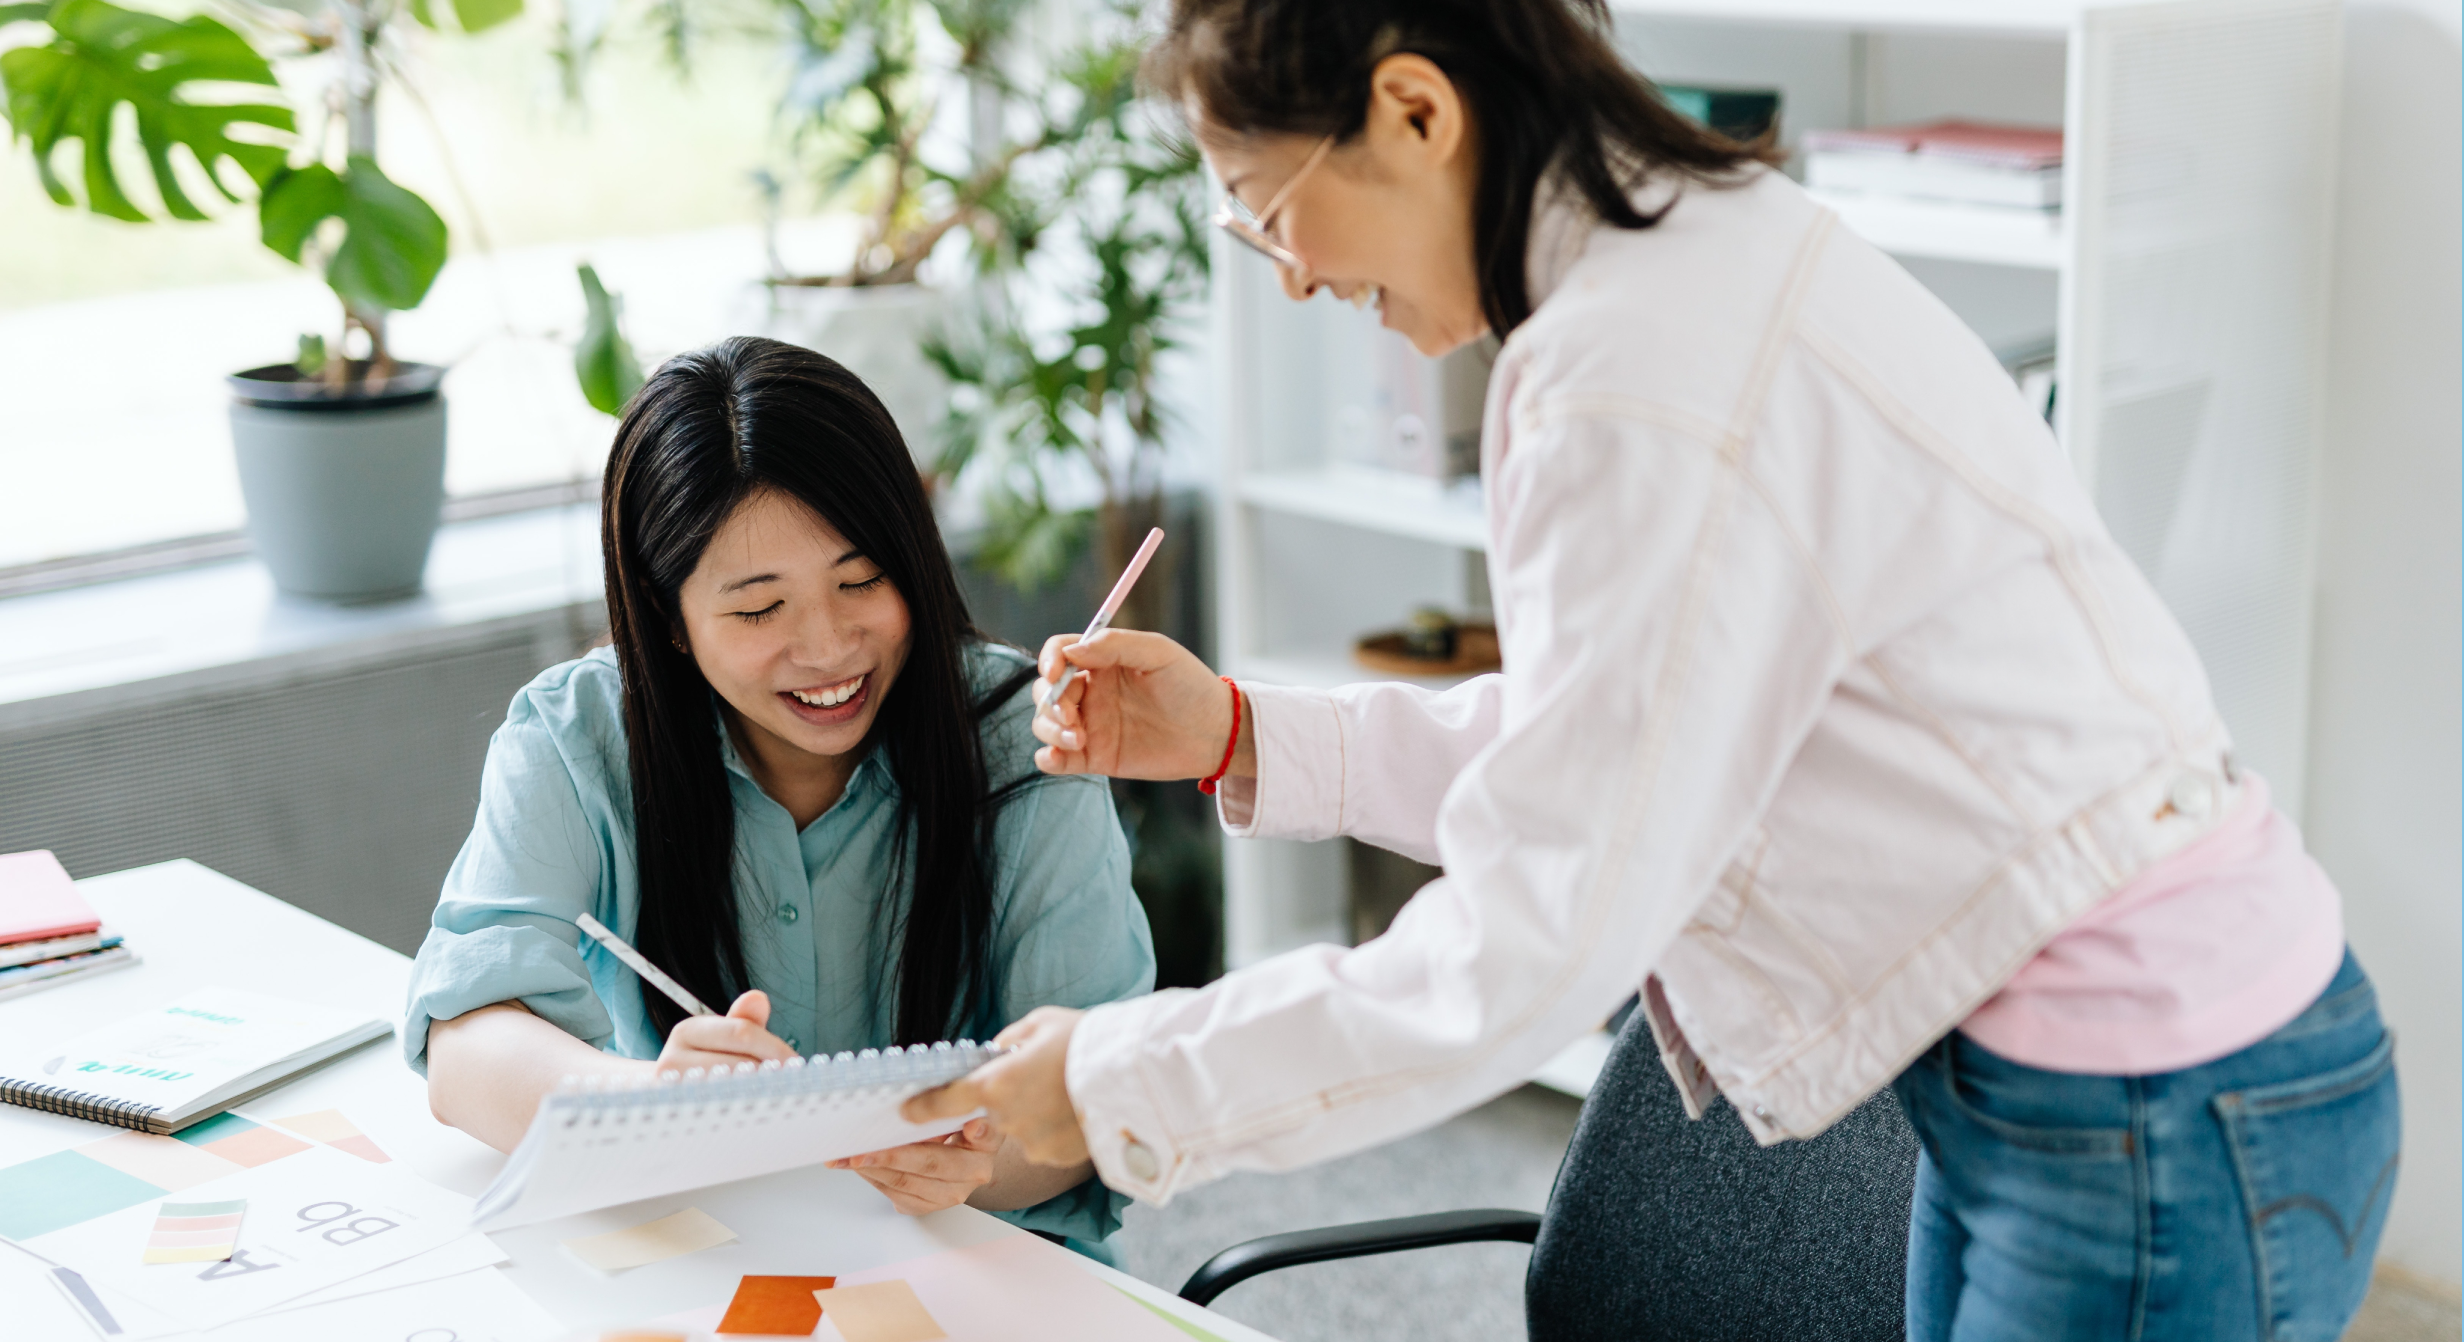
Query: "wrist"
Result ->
[[1230, 692, 1256, 778]]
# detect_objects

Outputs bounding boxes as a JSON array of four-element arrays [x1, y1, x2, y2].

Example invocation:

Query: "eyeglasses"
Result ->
[[1211, 135, 1335, 268]]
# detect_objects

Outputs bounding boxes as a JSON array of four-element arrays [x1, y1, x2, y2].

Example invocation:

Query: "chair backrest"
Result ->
[[1524, 1007, 1919, 1341]]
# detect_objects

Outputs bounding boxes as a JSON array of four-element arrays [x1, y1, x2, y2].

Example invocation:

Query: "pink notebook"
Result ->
[[1802, 119, 2063, 171], [0, 851, 100, 946]]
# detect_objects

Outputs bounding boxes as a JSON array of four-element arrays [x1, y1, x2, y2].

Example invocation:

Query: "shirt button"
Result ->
[[777, 904, 800, 925], [1122, 1136, 1159, 1183], [1751, 1105, 1771, 1120], [785, 1037, 801, 1053]]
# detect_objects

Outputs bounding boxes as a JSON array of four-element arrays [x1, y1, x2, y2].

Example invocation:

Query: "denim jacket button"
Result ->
[[1123, 1137, 1160, 1182], [2168, 772, 2215, 820]]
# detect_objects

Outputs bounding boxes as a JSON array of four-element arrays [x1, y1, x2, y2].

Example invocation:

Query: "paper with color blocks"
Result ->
[[0, 1108, 392, 1245], [717, 1275, 838, 1334], [812, 1279, 947, 1342], [140, 1197, 244, 1264], [561, 1207, 739, 1274], [828, 1234, 1196, 1341]]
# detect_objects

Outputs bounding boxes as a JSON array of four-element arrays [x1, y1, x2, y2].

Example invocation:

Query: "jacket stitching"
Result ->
[[1796, 326, 2191, 755], [1157, 213, 1841, 1151], [1728, 747, 2210, 1111], [1857, 652, 2034, 827]]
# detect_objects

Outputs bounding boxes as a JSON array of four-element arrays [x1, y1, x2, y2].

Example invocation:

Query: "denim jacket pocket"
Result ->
[[2213, 1030, 2401, 1342]]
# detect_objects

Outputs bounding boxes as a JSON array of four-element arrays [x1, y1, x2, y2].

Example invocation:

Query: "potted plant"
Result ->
[[924, 34, 1208, 633], [591, 0, 1090, 465], [2, 0, 515, 601]]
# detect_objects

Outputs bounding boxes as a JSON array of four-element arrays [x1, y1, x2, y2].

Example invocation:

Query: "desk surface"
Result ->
[[0, 861, 1275, 1342]]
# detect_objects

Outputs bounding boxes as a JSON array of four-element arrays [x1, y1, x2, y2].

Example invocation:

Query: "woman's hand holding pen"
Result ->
[[1031, 630, 1254, 782], [655, 989, 796, 1076]]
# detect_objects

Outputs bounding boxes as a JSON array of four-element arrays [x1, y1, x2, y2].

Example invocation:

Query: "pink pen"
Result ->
[[1048, 527, 1165, 719]]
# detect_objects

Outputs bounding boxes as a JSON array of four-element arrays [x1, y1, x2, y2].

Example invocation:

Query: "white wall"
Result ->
[[2305, 0, 2463, 1287]]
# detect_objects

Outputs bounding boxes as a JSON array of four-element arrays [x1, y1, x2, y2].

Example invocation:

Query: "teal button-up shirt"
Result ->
[[402, 642, 1154, 1241]]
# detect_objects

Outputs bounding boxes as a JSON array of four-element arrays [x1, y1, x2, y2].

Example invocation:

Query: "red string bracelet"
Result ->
[[1198, 676, 1241, 795]]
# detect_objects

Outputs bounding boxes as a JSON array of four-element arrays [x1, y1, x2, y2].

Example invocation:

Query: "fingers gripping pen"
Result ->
[[1047, 527, 1165, 712]]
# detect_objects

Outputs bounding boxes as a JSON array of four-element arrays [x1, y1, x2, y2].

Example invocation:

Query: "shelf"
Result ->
[[1807, 189, 2066, 270], [1608, 0, 2076, 36], [1238, 466, 1488, 551], [1231, 651, 1486, 694]]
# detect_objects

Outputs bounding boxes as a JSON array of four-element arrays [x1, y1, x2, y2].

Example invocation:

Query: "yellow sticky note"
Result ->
[[813, 1280, 947, 1342], [561, 1207, 738, 1274]]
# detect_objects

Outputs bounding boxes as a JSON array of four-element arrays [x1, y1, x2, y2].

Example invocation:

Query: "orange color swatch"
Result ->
[[270, 1110, 392, 1163], [717, 1275, 838, 1335], [199, 1125, 309, 1169]]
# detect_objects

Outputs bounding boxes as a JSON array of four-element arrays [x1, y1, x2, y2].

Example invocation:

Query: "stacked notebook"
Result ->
[[1804, 119, 2064, 210], [0, 850, 137, 1001]]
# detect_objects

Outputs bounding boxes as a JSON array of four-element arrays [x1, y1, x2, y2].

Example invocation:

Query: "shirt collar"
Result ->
[[714, 706, 890, 802], [1522, 160, 1684, 312]]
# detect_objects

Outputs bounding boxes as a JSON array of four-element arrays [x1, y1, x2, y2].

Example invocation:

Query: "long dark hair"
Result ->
[[1144, 0, 1780, 337], [600, 336, 1032, 1046]]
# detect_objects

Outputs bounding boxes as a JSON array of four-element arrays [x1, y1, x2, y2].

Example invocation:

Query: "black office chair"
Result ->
[[1178, 1006, 1920, 1340]]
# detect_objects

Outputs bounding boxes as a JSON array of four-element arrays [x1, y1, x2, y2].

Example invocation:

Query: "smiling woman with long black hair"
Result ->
[[402, 336, 1154, 1251]]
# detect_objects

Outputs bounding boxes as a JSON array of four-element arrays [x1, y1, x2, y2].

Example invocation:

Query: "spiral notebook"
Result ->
[[0, 986, 390, 1134], [473, 1041, 1001, 1229]]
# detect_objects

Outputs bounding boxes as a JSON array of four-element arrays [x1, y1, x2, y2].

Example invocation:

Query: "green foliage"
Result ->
[[574, 263, 646, 416], [0, 0, 291, 222], [407, 0, 524, 33], [295, 332, 326, 376], [259, 156, 450, 315], [924, 27, 1211, 591]]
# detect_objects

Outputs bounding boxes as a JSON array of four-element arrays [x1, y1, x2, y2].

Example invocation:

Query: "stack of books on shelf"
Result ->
[[1804, 120, 2064, 211], [0, 850, 137, 1001]]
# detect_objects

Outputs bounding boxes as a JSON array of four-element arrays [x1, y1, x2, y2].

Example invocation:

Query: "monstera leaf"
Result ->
[[259, 156, 449, 314], [0, 0, 292, 222]]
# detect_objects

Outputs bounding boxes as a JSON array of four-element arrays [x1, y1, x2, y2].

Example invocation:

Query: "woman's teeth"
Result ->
[[789, 675, 864, 708]]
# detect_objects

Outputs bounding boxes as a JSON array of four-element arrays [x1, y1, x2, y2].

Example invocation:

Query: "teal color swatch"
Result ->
[[0, 1150, 165, 1240], [172, 1112, 259, 1146]]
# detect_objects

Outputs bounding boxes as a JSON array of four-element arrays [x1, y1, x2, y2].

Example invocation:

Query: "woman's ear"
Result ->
[[1366, 54, 1466, 161]]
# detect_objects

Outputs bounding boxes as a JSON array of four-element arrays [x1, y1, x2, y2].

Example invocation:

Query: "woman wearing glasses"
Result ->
[[915, 0, 2399, 1334]]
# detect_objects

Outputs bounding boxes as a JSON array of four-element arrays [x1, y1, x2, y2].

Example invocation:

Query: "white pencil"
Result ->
[[1049, 527, 1166, 708], [575, 912, 717, 1018]]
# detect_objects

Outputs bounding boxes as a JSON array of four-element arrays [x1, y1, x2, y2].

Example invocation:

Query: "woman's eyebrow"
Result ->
[[833, 548, 868, 567], [717, 572, 779, 594]]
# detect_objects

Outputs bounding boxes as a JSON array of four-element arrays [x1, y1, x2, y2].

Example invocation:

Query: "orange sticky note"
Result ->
[[718, 1275, 837, 1335], [812, 1280, 946, 1342]]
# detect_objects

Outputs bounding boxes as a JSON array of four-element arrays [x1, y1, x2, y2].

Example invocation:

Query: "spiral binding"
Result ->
[[0, 1077, 160, 1129], [545, 1039, 1000, 1123]]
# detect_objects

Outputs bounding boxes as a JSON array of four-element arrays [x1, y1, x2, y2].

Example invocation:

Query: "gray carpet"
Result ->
[[1113, 1086, 1585, 1342]]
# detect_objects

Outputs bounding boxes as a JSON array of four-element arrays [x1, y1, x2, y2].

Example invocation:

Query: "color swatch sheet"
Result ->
[[33, 1262, 564, 1342], [0, 1107, 478, 1337], [141, 1198, 244, 1263], [823, 1235, 1208, 1342]]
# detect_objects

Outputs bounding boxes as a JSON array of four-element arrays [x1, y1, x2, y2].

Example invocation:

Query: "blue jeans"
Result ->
[[1892, 950, 2401, 1341]]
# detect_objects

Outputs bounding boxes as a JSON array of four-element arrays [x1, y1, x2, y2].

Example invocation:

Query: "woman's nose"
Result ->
[[1276, 259, 1319, 303]]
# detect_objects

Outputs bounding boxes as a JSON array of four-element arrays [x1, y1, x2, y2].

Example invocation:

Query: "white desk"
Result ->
[[0, 861, 1275, 1342]]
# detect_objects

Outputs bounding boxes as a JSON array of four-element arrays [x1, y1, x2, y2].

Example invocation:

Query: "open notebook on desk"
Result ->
[[475, 1040, 999, 1229]]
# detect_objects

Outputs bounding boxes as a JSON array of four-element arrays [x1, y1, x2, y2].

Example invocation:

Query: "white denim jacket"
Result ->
[[1065, 168, 2241, 1204]]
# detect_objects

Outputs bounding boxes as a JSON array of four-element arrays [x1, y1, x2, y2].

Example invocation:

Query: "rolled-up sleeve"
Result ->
[[1218, 677, 1508, 866], [401, 717, 614, 1074]]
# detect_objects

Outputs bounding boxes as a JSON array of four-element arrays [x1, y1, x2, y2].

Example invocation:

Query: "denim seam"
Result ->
[[2262, 980, 2379, 1044], [2128, 1075, 2151, 1342], [1938, 1039, 2133, 1156]]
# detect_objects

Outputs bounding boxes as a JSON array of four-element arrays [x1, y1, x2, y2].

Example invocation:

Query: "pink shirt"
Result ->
[[1960, 774, 2345, 1075]]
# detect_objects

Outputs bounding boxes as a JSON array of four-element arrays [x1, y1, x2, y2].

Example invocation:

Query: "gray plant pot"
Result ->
[[228, 363, 448, 603]]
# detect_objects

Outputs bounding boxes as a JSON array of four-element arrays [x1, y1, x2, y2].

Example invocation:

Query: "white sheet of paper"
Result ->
[[28, 1143, 474, 1337], [265, 1229, 509, 1314], [193, 1266, 563, 1342]]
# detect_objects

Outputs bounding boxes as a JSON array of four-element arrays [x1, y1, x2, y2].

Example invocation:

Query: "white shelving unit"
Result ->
[[1210, 0, 2342, 1094]]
